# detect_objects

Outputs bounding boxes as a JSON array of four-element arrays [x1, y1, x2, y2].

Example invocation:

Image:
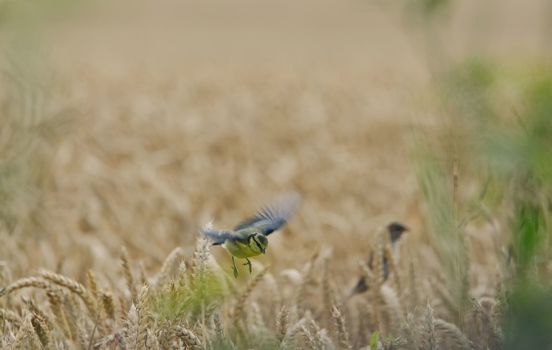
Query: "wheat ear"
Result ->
[[0, 277, 49, 297], [421, 303, 436, 350], [176, 326, 203, 350], [31, 313, 53, 350], [434, 318, 474, 350], [331, 305, 352, 350], [154, 247, 184, 288], [39, 270, 97, 318]]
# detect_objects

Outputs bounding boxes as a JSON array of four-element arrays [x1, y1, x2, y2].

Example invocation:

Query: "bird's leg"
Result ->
[[231, 256, 239, 278], [243, 258, 252, 274]]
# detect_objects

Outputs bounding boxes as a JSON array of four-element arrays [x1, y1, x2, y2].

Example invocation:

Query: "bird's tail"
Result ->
[[200, 222, 234, 246]]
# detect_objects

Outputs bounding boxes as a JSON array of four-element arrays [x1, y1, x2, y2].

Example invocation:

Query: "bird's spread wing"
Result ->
[[233, 192, 301, 236], [201, 224, 235, 245]]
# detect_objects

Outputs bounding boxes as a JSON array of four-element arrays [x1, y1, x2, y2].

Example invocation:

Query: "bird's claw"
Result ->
[[232, 256, 239, 278], [243, 258, 253, 274], [231, 257, 252, 277]]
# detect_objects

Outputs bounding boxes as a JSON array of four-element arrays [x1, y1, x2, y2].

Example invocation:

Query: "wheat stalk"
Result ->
[[11, 314, 38, 350], [248, 301, 266, 334], [46, 287, 73, 340], [295, 250, 319, 313], [233, 268, 267, 322], [100, 290, 116, 320], [384, 245, 401, 294], [211, 312, 224, 339], [369, 229, 386, 331], [121, 247, 138, 304], [87, 270, 100, 302], [354, 300, 369, 348], [407, 261, 419, 311], [380, 284, 403, 334], [0, 308, 21, 327], [321, 258, 335, 330], [431, 277, 457, 319], [62, 294, 80, 341]]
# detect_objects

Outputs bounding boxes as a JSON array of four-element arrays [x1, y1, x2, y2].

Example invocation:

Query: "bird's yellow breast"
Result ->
[[225, 240, 263, 258]]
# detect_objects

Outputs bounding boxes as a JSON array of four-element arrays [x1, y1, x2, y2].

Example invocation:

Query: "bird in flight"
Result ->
[[201, 193, 301, 277]]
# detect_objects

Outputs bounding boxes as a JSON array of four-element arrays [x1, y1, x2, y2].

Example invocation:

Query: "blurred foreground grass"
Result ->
[[412, 6, 552, 345]]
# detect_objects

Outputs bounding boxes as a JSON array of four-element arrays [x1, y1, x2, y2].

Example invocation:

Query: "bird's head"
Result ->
[[387, 222, 409, 243], [248, 232, 269, 254]]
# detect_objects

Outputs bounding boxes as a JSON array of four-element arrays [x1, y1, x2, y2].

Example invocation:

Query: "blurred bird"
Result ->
[[347, 222, 409, 298], [201, 193, 301, 277]]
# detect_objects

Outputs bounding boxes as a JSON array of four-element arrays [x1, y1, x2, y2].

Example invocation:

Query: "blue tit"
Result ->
[[201, 193, 301, 277], [348, 222, 409, 297]]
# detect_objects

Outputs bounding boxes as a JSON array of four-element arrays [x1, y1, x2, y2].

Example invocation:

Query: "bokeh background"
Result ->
[[1, 0, 551, 349]]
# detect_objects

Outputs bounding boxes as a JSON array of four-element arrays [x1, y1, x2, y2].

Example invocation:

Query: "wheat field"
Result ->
[[1, 0, 551, 349]]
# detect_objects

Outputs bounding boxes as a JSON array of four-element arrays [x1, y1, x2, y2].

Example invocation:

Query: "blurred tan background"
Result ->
[[1, 0, 550, 286]]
